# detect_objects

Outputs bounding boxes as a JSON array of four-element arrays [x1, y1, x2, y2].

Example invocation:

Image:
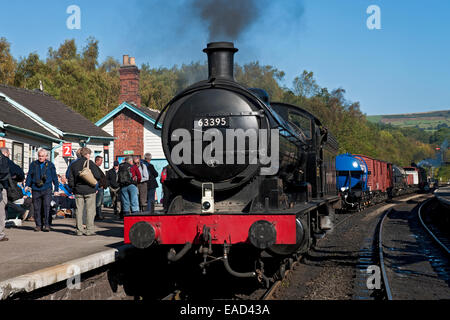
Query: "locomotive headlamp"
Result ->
[[202, 201, 211, 210], [202, 183, 215, 214], [248, 220, 277, 250]]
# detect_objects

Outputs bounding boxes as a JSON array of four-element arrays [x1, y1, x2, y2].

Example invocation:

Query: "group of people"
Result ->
[[67, 148, 159, 236], [107, 154, 159, 217], [0, 146, 159, 241]]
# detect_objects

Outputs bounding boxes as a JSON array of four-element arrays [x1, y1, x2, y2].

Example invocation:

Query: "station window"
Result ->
[[12, 142, 24, 168]]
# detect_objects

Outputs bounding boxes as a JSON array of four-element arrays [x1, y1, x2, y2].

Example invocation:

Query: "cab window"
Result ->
[[288, 111, 312, 139]]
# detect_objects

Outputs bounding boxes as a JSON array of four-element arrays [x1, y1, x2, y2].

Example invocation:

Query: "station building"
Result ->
[[0, 84, 114, 175], [95, 55, 168, 201]]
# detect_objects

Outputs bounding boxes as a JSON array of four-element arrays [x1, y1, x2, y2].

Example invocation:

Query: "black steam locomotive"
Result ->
[[124, 42, 341, 284]]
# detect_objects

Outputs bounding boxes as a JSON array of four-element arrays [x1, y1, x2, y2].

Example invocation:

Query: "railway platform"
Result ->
[[0, 208, 131, 299], [434, 186, 450, 208]]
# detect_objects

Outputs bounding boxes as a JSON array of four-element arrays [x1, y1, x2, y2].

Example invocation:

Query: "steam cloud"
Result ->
[[193, 0, 261, 41]]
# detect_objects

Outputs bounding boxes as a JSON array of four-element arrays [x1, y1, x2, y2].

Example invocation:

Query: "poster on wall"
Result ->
[[104, 145, 110, 169], [12, 142, 24, 168]]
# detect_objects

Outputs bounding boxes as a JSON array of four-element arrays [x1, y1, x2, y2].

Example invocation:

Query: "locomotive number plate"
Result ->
[[195, 117, 230, 128]]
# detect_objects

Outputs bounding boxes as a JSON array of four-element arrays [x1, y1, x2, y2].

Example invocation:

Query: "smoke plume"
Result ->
[[193, 0, 261, 41]]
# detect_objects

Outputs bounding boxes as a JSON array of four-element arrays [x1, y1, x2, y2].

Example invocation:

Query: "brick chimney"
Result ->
[[119, 55, 141, 107]]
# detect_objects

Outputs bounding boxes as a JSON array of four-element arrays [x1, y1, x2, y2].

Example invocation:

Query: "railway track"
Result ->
[[377, 209, 393, 300], [377, 195, 450, 300], [160, 193, 431, 301], [264, 195, 421, 301], [418, 199, 450, 255], [255, 193, 428, 301]]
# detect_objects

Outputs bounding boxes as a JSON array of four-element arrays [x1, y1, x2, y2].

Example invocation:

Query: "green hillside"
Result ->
[[367, 110, 450, 132]]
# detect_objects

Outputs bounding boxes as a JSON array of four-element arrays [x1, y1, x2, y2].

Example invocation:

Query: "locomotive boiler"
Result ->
[[124, 42, 341, 284]]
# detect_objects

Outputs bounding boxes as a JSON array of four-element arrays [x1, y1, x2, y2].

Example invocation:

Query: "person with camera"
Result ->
[[106, 161, 121, 217], [25, 149, 59, 232], [68, 147, 101, 236], [95, 156, 108, 221], [142, 153, 159, 213]]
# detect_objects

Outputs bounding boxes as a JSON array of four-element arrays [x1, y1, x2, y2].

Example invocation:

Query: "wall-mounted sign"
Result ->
[[104, 145, 110, 170], [124, 150, 134, 155], [0, 140, 5, 148], [62, 143, 72, 157]]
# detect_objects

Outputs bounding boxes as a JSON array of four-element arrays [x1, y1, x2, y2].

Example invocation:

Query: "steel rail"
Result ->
[[378, 208, 393, 300], [418, 199, 450, 255]]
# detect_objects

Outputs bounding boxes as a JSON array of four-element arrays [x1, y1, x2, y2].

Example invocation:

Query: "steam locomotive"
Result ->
[[124, 42, 341, 284]]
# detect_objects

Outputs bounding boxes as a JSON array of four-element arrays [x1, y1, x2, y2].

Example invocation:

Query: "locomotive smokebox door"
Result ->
[[202, 183, 215, 214]]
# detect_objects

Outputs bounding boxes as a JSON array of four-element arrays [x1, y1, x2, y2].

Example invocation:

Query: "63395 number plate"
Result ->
[[195, 117, 230, 128]]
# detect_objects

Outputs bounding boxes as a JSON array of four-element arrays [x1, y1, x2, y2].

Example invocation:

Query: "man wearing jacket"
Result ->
[[68, 148, 101, 236], [95, 156, 108, 221], [134, 156, 149, 212], [142, 153, 159, 212], [106, 161, 121, 216], [25, 149, 59, 232]]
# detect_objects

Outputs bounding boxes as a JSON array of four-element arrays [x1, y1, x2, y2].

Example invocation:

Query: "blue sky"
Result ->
[[1, 0, 449, 115]]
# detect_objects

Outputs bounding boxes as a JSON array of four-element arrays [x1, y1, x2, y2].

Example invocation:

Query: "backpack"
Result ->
[[118, 164, 133, 186], [7, 177, 23, 202], [0, 154, 10, 190], [139, 162, 149, 183]]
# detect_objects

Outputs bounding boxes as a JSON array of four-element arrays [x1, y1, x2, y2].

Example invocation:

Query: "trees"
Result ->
[[14, 53, 47, 87], [235, 62, 285, 101], [293, 70, 319, 98], [82, 37, 99, 71], [1, 36, 438, 166], [0, 38, 16, 85]]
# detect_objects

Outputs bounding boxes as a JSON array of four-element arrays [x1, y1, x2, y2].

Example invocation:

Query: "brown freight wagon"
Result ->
[[355, 154, 393, 203]]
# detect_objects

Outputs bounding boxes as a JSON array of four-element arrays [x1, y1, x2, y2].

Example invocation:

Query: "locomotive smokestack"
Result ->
[[203, 42, 238, 81]]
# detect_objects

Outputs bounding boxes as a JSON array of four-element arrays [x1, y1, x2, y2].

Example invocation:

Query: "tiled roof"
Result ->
[[135, 105, 165, 123], [0, 97, 59, 140], [0, 84, 112, 138]]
